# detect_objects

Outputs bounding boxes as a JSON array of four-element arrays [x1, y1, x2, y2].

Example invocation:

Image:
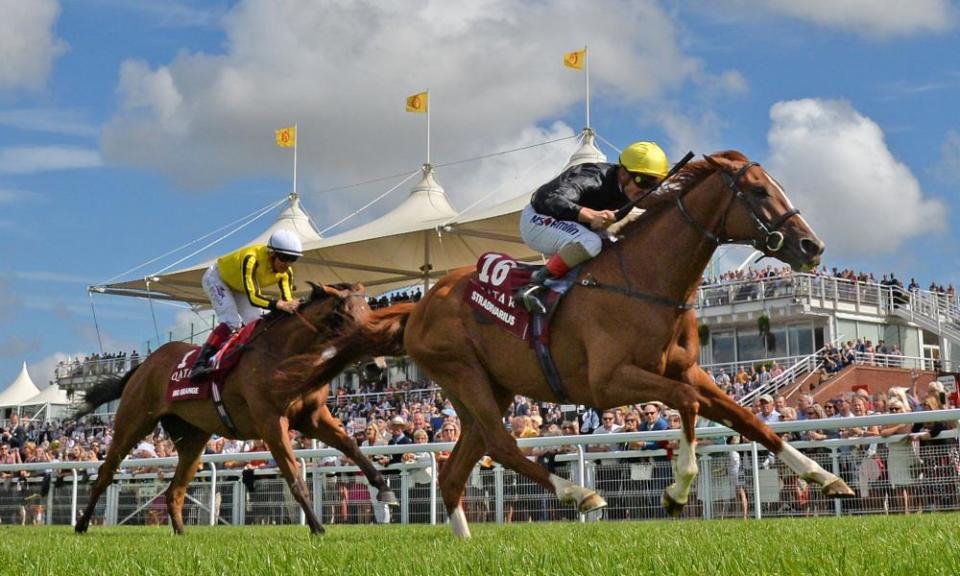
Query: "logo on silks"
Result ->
[[530, 214, 580, 236], [464, 253, 531, 340]]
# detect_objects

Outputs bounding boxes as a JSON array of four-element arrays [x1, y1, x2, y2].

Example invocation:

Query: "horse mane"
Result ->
[[623, 150, 746, 226], [271, 301, 415, 405]]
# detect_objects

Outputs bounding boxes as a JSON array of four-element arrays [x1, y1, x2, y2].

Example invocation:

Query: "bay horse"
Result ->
[[278, 151, 855, 538], [73, 282, 399, 535]]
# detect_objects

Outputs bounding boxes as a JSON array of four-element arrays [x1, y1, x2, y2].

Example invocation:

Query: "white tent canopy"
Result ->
[[22, 382, 71, 407], [0, 362, 42, 408], [92, 131, 608, 302]]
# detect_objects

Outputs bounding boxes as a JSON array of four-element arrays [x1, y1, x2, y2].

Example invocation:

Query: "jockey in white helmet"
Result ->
[[189, 229, 304, 381]]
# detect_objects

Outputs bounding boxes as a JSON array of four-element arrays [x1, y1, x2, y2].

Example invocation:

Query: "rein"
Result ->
[[676, 160, 801, 253]]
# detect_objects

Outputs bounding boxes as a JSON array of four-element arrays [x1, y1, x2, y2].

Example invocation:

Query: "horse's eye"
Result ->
[[752, 185, 768, 197]]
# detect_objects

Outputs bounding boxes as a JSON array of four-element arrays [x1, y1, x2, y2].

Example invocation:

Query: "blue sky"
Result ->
[[1, 0, 959, 387]]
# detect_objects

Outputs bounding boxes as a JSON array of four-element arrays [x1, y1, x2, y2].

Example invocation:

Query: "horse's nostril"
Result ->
[[800, 237, 823, 257]]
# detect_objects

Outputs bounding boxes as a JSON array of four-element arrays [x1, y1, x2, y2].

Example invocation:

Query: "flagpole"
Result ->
[[293, 122, 299, 197], [584, 45, 590, 130], [426, 89, 431, 165]]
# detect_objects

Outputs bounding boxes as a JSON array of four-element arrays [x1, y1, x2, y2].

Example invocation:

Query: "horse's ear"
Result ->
[[703, 151, 748, 173], [703, 152, 742, 174], [308, 281, 331, 300], [320, 284, 349, 299]]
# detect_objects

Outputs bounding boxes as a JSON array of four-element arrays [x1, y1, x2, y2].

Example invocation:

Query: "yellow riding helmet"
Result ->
[[619, 141, 669, 180]]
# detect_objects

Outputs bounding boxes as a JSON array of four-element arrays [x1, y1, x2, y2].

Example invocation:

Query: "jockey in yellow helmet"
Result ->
[[516, 141, 669, 314]]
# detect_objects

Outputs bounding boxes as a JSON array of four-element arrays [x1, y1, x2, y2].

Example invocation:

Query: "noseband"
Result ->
[[675, 161, 800, 253]]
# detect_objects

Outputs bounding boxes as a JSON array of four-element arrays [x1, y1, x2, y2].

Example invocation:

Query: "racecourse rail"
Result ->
[[1, 410, 958, 527]]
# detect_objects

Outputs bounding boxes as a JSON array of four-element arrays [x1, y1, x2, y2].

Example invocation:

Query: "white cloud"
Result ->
[[0, 108, 98, 137], [100, 0, 708, 197], [0, 146, 102, 174], [27, 352, 73, 387], [766, 98, 946, 258], [0, 0, 67, 91], [761, 0, 954, 37]]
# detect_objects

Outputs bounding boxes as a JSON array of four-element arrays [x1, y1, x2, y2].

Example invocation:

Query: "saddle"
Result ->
[[165, 321, 259, 403], [463, 252, 579, 401]]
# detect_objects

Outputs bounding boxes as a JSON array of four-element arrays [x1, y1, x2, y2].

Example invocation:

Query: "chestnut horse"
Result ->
[[73, 283, 398, 535], [279, 151, 855, 538]]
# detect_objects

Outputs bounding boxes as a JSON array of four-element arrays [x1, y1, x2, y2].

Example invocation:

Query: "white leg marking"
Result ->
[[550, 474, 582, 505], [778, 442, 836, 486], [665, 435, 698, 505], [449, 506, 471, 539]]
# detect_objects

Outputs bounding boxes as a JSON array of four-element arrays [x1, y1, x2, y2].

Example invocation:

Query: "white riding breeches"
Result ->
[[519, 204, 603, 258], [202, 264, 265, 329]]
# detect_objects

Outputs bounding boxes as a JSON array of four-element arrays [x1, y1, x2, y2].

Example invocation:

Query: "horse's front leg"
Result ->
[[663, 408, 699, 516], [594, 363, 703, 515]]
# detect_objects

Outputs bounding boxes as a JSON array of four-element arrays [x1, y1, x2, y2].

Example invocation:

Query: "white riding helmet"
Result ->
[[267, 229, 303, 258]]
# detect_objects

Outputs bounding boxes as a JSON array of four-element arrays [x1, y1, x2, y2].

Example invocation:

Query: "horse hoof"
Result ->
[[74, 524, 88, 534], [823, 478, 855, 498], [662, 492, 686, 517], [379, 489, 399, 507], [578, 492, 607, 514], [310, 526, 326, 536]]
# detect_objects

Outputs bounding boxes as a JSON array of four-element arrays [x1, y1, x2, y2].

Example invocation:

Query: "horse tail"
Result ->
[[273, 302, 415, 400], [72, 364, 141, 419]]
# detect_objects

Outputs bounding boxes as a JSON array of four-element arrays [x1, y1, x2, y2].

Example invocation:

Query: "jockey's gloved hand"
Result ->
[[276, 299, 301, 314]]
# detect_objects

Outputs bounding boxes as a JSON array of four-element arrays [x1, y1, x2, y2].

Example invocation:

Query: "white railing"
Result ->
[[2, 409, 957, 527]]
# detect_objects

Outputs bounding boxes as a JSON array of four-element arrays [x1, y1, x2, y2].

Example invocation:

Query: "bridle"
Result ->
[[581, 158, 800, 310], [675, 160, 800, 253]]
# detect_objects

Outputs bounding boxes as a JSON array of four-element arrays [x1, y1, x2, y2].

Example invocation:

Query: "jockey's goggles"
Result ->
[[275, 253, 299, 263], [626, 170, 662, 189]]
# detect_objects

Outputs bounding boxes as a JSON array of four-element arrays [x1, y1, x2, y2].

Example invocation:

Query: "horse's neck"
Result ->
[[613, 179, 725, 302]]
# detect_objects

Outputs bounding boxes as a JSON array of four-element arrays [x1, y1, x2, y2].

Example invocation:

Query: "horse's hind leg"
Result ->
[[436, 398, 489, 539], [260, 417, 324, 535], [436, 363, 604, 521], [686, 367, 853, 497], [299, 405, 397, 506], [160, 415, 211, 535], [75, 403, 160, 533]]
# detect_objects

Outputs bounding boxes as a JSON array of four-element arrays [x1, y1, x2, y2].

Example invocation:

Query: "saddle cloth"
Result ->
[[165, 321, 259, 403], [463, 252, 578, 342]]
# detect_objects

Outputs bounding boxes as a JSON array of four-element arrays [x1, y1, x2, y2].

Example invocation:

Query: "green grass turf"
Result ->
[[0, 515, 958, 576]]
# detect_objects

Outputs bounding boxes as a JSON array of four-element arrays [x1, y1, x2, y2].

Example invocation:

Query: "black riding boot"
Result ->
[[516, 266, 552, 315], [188, 344, 220, 382]]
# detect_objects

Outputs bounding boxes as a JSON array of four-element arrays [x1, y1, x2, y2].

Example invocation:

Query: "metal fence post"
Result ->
[[751, 442, 762, 519], [232, 479, 243, 526], [70, 469, 79, 527], [312, 467, 324, 525], [700, 454, 712, 520], [298, 458, 307, 526], [429, 453, 438, 526], [105, 483, 118, 526], [208, 463, 218, 526], [831, 449, 842, 517], [400, 470, 410, 525], [576, 446, 586, 524], [494, 466, 504, 524]]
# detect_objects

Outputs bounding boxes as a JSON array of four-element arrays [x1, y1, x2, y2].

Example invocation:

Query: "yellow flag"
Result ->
[[405, 91, 428, 113], [275, 125, 296, 148], [564, 48, 586, 70]]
